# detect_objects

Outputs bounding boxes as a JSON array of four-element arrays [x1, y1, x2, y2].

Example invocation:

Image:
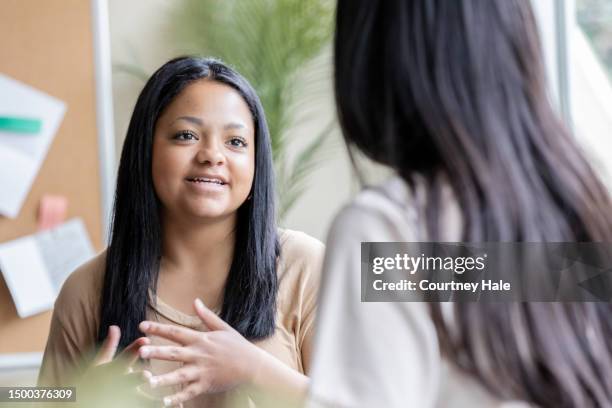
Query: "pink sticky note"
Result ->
[[38, 195, 68, 230]]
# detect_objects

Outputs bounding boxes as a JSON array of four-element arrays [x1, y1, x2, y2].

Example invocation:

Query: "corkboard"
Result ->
[[0, 0, 104, 353]]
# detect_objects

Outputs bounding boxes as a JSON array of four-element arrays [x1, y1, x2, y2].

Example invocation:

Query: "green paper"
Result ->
[[0, 116, 42, 134]]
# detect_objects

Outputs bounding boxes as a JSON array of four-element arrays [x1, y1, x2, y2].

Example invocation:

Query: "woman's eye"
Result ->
[[228, 137, 247, 148], [173, 131, 197, 141]]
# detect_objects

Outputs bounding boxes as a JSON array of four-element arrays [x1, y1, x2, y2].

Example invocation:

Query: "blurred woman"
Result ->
[[309, 1, 612, 407]]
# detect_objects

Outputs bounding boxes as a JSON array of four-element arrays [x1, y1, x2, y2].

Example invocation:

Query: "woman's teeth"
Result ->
[[189, 177, 224, 185]]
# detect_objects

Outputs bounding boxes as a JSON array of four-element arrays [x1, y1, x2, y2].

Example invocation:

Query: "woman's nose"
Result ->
[[195, 139, 225, 165]]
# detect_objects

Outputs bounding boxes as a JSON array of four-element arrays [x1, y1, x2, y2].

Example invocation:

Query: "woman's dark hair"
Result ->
[[335, 0, 612, 406], [98, 57, 279, 349]]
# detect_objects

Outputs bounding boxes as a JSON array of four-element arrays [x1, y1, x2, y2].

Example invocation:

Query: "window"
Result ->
[[577, 0, 612, 81], [533, 0, 612, 188], [571, 0, 612, 187]]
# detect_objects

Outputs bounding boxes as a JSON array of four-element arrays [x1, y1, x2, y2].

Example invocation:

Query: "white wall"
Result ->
[[108, 0, 353, 241], [109, 0, 179, 159]]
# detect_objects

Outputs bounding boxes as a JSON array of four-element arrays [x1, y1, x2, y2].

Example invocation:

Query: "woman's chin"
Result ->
[[186, 205, 234, 221], [163, 200, 238, 223]]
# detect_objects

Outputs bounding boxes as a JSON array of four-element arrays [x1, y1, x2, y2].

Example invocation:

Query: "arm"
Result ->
[[247, 232, 323, 396], [38, 310, 84, 386], [38, 264, 98, 386], [38, 255, 152, 406]]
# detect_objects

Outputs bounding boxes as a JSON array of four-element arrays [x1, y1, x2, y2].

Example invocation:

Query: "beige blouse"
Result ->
[[309, 176, 531, 408], [38, 229, 324, 407]]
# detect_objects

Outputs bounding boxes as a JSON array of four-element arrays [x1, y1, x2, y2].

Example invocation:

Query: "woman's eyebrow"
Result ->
[[224, 122, 245, 130], [170, 117, 245, 130], [171, 116, 204, 126]]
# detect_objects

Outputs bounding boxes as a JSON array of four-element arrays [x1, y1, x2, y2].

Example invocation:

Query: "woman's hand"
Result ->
[[138, 298, 266, 406], [77, 326, 156, 407], [93, 325, 151, 368]]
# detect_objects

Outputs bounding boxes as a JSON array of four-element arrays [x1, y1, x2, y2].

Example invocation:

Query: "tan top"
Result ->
[[38, 229, 324, 407]]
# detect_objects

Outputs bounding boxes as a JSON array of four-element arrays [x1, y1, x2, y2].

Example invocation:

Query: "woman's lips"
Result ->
[[185, 178, 228, 192], [186, 176, 226, 185]]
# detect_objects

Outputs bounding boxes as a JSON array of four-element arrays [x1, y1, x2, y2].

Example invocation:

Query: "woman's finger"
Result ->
[[148, 366, 199, 389], [194, 298, 233, 332], [139, 345, 197, 363], [139, 321, 199, 345], [94, 325, 120, 365], [122, 369, 153, 387], [142, 369, 153, 381], [162, 383, 202, 407], [114, 336, 151, 370]]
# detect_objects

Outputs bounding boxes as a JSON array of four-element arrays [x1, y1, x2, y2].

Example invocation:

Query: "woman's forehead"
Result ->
[[160, 79, 254, 130]]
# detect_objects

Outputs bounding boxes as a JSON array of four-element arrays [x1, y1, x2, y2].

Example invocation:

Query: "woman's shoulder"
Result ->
[[276, 228, 324, 299], [53, 250, 106, 328], [278, 228, 325, 264], [329, 176, 420, 243], [332, 174, 460, 242]]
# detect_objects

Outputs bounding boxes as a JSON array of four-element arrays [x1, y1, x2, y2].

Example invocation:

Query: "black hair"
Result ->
[[335, 0, 612, 406], [98, 57, 279, 349]]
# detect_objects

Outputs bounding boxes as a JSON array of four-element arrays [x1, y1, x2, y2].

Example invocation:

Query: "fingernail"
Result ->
[[195, 298, 204, 309], [149, 376, 158, 388], [140, 322, 149, 331], [140, 347, 149, 358], [163, 396, 172, 407]]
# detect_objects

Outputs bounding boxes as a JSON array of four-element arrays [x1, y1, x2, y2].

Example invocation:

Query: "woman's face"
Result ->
[[152, 79, 255, 222]]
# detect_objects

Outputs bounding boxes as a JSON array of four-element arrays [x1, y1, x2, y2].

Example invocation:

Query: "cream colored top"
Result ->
[[38, 229, 324, 407], [309, 176, 531, 408]]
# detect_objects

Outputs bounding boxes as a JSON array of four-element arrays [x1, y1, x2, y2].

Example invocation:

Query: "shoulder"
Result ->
[[53, 250, 106, 333], [278, 229, 325, 266], [329, 176, 419, 244], [275, 229, 324, 310], [277, 229, 324, 285]]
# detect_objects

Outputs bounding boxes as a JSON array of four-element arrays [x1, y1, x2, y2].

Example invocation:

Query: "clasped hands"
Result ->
[[90, 298, 266, 407]]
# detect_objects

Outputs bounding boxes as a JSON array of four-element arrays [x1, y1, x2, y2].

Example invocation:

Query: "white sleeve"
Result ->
[[308, 205, 440, 408]]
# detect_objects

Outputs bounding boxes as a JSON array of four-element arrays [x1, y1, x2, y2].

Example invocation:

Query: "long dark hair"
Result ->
[[99, 57, 279, 349], [335, 0, 612, 406]]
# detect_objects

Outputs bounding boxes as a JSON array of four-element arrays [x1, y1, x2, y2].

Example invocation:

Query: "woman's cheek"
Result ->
[[231, 156, 255, 198], [152, 160, 179, 204]]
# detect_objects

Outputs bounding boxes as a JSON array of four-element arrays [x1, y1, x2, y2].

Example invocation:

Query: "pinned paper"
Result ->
[[38, 194, 68, 230], [0, 218, 94, 318], [0, 74, 66, 218], [0, 115, 42, 134]]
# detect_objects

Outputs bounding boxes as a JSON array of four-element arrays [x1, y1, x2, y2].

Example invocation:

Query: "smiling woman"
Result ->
[[152, 80, 255, 222], [37, 57, 324, 408]]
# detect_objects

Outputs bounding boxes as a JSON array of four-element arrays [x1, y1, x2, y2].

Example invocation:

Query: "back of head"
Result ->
[[335, 0, 612, 406]]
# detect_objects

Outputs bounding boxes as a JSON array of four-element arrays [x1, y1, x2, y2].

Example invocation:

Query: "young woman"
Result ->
[[38, 57, 323, 407], [309, 1, 612, 407]]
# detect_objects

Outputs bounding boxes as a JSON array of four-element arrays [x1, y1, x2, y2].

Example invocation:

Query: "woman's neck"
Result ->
[[157, 213, 237, 313]]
